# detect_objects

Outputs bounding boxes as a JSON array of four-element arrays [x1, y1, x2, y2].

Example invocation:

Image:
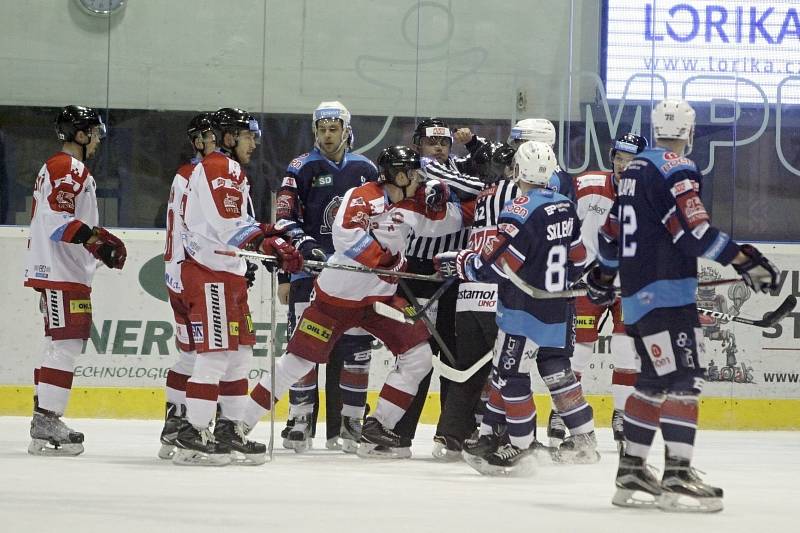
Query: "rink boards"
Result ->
[[1, 227, 798, 429]]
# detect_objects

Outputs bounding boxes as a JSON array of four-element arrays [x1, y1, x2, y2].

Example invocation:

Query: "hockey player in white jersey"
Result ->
[[173, 108, 304, 466], [24, 105, 126, 456], [157, 112, 218, 459], [242, 145, 473, 458]]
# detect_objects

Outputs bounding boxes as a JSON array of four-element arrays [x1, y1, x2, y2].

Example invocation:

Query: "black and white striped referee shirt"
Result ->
[[406, 158, 484, 260]]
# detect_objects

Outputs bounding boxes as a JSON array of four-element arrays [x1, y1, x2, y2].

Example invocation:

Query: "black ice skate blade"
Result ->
[[171, 448, 231, 466], [28, 439, 84, 457], [356, 443, 410, 459], [463, 453, 536, 477], [612, 488, 660, 509], [658, 492, 723, 513]]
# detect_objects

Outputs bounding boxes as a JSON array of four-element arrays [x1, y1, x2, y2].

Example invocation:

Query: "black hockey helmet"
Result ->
[[55, 105, 106, 143], [412, 117, 453, 146], [610, 133, 648, 159], [472, 141, 516, 183], [212, 107, 261, 147], [377, 145, 421, 184], [187, 112, 214, 140]]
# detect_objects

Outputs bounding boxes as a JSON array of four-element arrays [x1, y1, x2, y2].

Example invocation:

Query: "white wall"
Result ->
[[0, 0, 601, 119]]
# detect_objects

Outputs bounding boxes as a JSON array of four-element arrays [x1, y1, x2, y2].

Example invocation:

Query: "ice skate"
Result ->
[[280, 417, 295, 449], [28, 409, 84, 457], [611, 409, 625, 454], [357, 417, 407, 459], [172, 423, 231, 466], [462, 428, 504, 472], [478, 444, 535, 476], [431, 434, 462, 462], [213, 419, 266, 466], [612, 454, 662, 508], [547, 410, 566, 447], [339, 415, 363, 454], [158, 402, 185, 460], [552, 431, 600, 464], [286, 414, 313, 453], [658, 457, 723, 513]]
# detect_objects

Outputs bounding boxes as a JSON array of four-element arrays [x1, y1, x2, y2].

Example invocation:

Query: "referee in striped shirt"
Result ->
[[394, 118, 485, 450]]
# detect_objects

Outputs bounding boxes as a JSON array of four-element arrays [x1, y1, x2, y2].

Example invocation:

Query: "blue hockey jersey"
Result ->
[[276, 148, 379, 254], [596, 147, 740, 332], [466, 188, 587, 348]]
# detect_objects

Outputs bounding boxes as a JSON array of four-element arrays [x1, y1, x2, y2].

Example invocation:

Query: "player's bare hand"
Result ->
[[454, 128, 473, 144]]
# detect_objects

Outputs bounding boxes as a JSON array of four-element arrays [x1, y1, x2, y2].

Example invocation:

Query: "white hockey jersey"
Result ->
[[315, 182, 470, 307], [182, 151, 262, 276], [23, 152, 99, 291], [164, 160, 196, 293], [573, 170, 615, 262]]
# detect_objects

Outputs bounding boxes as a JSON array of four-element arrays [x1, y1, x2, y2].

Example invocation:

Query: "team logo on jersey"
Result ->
[[512, 196, 529, 205], [321, 196, 343, 234], [223, 193, 241, 214], [587, 204, 607, 216], [498, 223, 519, 238], [299, 318, 332, 342], [55, 190, 75, 211], [312, 174, 333, 187], [664, 151, 679, 160], [190, 322, 205, 343], [53, 174, 80, 192]]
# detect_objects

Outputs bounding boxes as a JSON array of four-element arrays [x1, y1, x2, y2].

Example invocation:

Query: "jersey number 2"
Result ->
[[620, 205, 637, 257]]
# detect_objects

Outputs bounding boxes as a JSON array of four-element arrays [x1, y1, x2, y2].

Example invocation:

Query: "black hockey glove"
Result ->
[[733, 244, 779, 293], [244, 260, 258, 288], [585, 266, 616, 307]]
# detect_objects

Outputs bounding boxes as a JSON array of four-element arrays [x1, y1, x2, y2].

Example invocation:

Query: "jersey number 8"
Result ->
[[545, 245, 567, 291]]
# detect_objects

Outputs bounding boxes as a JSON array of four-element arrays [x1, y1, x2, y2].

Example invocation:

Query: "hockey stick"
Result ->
[[267, 194, 277, 462], [215, 249, 443, 282], [501, 261, 797, 329], [500, 260, 741, 300], [698, 295, 796, 328], [397, 279, 458, 366], [373, 277, 456, 324], [431, 352, 492, 383]]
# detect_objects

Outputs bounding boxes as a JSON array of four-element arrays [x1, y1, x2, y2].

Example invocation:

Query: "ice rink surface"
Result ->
[[0, 417, 797, 533]]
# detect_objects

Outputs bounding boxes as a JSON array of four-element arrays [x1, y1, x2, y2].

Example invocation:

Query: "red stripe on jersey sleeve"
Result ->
[[60, 220, 86, 243]]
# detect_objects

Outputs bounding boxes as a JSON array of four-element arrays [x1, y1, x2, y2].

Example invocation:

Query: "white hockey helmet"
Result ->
[[313, 101, 353, 152], [652, 99, 695, 141], [508, 118, 556, 148], [512, 141, 557, 187]]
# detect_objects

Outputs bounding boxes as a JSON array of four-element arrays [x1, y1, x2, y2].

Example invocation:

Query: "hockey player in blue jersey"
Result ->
[[587, 99, 779, 512], [276, 101, 379, 453], [435, 140, 598, 474]]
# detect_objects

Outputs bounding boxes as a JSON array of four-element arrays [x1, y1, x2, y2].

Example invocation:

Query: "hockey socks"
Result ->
[[340, 362, 369, 419], [500, 375, 536, 450], [622, 391, 665, 460], [660, 394, 699, 461]]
